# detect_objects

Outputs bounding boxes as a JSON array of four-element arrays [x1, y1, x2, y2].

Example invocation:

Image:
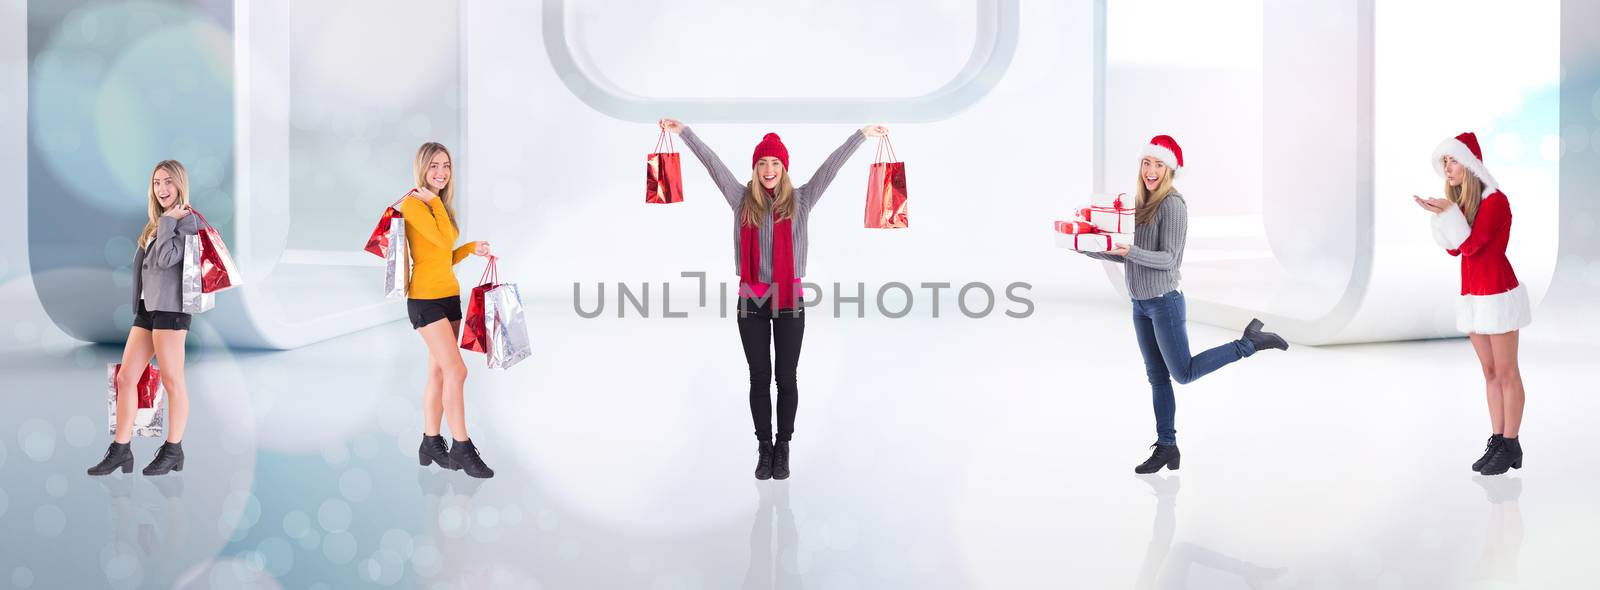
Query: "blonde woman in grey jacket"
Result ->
[[89, 160, 201, 477], [1080, 136, 1290, 474]]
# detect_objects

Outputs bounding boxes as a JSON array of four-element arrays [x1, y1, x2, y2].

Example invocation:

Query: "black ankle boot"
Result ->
[[1134, 443, 1180, 474], [1242, 318, 1289, 351], [772, 441, 791, 480], [88, 442, 134, 476], [143, 441, 185, 476], [419, 434, 453, 470], [1479, 436, 1522, 476], [448, 439, 495, 479], [1472, 434, 1504, 472], [754, 441, 775, 480]]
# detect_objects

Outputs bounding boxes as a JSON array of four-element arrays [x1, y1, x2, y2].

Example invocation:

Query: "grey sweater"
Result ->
[[1081, 192, 1187, 300], [679, 127, 866, 283], [132, 214, 202, 313]]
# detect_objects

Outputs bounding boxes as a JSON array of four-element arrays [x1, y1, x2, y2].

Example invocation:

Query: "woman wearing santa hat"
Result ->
[[1080, 134, 1291, 474], [1414, 131, 1531, 476], [658, 118, 886, 480]]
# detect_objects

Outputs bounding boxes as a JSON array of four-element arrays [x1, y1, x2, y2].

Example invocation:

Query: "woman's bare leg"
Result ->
[[1489, 331, 1524, 438], [113, 327, 156, 443], [417, 319, 469, 440], [1468, 333, 1502, 434], [152, 328, 189, 443]]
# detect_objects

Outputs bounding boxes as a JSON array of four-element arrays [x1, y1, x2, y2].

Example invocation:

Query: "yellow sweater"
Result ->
[[400, 196, 476, 299]]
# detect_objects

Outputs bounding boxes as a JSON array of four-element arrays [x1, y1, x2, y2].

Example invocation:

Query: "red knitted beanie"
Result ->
[[752, 133, 789, 170]]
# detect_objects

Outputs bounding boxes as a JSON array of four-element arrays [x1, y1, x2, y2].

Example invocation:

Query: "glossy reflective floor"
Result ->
[[1, 276, 1595, 589]]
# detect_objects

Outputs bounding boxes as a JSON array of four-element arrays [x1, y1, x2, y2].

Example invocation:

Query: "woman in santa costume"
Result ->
[[1414, 131, 1531, 476], [1080, 135, 1291, 474], [658, 118, 886, 480]]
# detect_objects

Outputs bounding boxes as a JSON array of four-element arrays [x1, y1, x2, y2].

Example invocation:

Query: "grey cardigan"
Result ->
[[1081, 192, 1188, 300], [132, 214, 202, 313], [679, 127, 866, 282]]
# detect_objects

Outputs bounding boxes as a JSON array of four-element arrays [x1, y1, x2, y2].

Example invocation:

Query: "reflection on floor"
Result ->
[[0, 275, 1591, 588]]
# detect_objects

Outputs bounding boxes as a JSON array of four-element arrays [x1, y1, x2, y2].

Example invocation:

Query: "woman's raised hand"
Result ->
[[659, 118, 685, 135], [862, 124, 889, 138], [1412, 195, 1449, 214], [409, 187, 439, 202], [474, 241, 492, 257], [162, 205, 191, 219]]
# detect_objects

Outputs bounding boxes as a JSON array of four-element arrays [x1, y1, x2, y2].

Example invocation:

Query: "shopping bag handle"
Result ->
[[188, 208, 215, 230], [653, 127, 676, 154], [874, 135, 898, 164], [390, 192, 414, 212], [478, 255, 498, 287]]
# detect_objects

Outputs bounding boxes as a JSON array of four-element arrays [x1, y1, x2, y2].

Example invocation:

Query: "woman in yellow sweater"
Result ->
[[405, 142, 495, 478]]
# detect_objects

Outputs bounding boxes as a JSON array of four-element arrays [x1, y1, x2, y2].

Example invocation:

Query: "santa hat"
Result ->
[[1139, 135, 1184, 178], [1431, 132, 1498, 194], [752, 133, 790, 170]]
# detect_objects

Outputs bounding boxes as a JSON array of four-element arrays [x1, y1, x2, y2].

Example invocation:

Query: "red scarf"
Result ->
[[740, 210, 797, 311]]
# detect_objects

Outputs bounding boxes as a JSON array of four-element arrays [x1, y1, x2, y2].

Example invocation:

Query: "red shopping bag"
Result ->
[[189, 210, 242, 293], [460, 257, 497, 354], [646, 129, 683, 204], [113, 363, 161, 409], [864, 136, 909, 229], [363, 194, 410, 258]]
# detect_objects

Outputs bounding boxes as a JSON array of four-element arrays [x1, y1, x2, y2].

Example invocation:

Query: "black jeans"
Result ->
[[738, 297, 805, 442]]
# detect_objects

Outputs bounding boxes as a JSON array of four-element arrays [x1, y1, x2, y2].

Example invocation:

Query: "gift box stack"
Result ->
[[1054, 193, 1134, 252]]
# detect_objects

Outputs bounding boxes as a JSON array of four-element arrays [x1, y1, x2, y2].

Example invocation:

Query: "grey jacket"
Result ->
[[679, 127, 866, 282], [132, 214, 202, 313], [1081, 192, 1187, 300]]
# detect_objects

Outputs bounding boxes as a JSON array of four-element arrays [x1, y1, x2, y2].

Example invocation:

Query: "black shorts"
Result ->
[[133, 300, 191, 331], [407, 296, 462, 329]]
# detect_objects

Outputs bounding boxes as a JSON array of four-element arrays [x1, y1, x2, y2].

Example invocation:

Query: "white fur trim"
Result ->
[[1430, 204, 1471, 250], [1139, 144, 1182, 178], [1456, 283, 1531, 335], [1432, 138, 1499, 195]]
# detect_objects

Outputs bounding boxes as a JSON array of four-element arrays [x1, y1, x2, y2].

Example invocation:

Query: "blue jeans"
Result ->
[[1132, 290, 1255, 445]]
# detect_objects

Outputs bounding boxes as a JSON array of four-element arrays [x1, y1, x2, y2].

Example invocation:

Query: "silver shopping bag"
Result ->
[[384, 217, 409, 298], [181, 234, 216, 313], [483, 283, 531, 369], [107, 363, 166, 438]]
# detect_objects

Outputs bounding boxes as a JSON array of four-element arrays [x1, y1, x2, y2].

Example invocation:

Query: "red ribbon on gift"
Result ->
[[1068, 232, 1115, 252], [1078, 204, 1134, 233], [1054, 220, 1095, 234]]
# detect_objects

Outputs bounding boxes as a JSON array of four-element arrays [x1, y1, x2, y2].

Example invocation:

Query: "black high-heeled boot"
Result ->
[[447, 439, 495, 479], [419, 434, 453, 470], [1134, 443, 1180, 474], [754, 441, 774, 480], [1242, 318, 1289, 351], [772, 441, 791, 480], [143, 441, 185, 476], [87, 442, 134, 476], [1472, 434, 1504, 472], [1479, 436, 1522, 476]]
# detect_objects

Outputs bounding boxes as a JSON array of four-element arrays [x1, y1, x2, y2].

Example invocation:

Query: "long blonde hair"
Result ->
[[741, 167, 796, 227], [1134, 164, 1175, 226], [138, 160, 191, 247], [1444, 157, 1485, 225], [413, 142, 459, 230]]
